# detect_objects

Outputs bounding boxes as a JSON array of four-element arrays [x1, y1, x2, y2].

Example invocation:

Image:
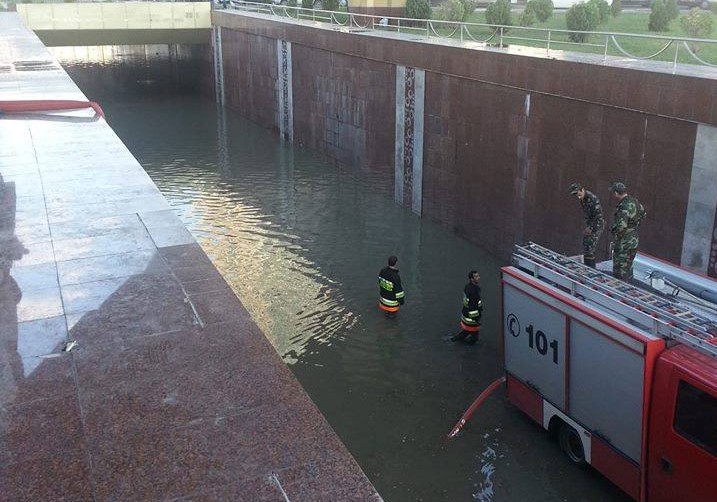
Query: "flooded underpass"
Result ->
[[54, 46, 632, 502]]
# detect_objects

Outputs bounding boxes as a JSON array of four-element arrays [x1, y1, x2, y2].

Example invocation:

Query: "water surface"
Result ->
[[55, 47, 631, 502]]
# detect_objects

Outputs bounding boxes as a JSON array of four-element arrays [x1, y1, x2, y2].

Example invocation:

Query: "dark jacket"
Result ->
[[461, 283, 483, 325], [378, 266, 405, 307]]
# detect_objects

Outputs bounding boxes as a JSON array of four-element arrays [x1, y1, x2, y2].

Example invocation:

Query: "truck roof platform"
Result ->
[[512, 243, 717, 358]]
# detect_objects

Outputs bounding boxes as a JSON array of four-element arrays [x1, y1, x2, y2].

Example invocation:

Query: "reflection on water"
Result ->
[[54, 48, 633, 502], [474, 434, 501, 502]]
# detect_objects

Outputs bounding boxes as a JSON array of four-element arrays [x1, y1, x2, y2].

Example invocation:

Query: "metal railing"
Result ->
[[223, 0, 717, 72]]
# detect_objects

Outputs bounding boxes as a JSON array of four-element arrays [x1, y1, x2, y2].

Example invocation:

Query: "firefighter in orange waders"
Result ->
[[378, 255, 405, 317], [449, 270, 482, 345]]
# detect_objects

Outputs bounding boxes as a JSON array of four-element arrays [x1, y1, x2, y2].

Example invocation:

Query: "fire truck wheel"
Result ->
[[558, 424, 586, 465]]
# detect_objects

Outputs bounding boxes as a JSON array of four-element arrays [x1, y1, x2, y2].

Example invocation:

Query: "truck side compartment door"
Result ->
[[648, 370, 717, 502]]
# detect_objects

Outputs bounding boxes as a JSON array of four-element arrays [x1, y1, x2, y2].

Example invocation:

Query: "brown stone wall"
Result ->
[[212, 11, 717, 127], [423, 73, 696, 263], [422, 74, 697, 261], [220, 28, 278, 132], [525, 95, 696, 263], [213, 11, 709, 262], [291, 46, 395, 182], [423, 73, 527, 253]]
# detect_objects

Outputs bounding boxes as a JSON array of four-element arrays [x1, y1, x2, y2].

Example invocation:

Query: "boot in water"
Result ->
[[449, 331, 467, 342]]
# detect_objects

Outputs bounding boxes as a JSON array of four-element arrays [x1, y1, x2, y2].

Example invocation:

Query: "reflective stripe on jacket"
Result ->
[[461, 283, 482, 325], [379, 266, 404, 306]]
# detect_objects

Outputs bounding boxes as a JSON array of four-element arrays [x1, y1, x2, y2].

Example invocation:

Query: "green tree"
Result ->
[[459, 0, 478, 21], [519, 3, 537, 26], [681, 7, 714, 52], [611, 0, 622, 17], [648, 0, 672, 32], [435, 0, 466, 21], [323, 0, 339, 10], [486, 0, 513, 27], [666, 0, 679, 20], [588, 0, 610, 24], [405, 0, 432, 19], [528, 0, 554, 22], [566, 2, 599, 42]]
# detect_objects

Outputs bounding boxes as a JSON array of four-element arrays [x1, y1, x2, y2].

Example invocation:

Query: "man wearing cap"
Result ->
[[610, 182, 647, 281], [569, 183, 605, 268]]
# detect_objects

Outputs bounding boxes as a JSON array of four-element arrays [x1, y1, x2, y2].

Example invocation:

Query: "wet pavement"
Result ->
[[0, 13, 379, 501]]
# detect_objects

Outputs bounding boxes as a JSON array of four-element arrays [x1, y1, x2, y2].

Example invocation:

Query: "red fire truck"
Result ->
[[502, 243, 717, 502]]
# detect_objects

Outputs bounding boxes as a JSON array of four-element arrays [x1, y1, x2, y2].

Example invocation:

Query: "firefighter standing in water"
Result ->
[[449, 270, 483, 345], [378, 255, 405, 316], [569, 182, 605, 268]]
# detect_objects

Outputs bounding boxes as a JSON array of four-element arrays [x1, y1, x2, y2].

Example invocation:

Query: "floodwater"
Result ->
[[54, 46, 631, 502]]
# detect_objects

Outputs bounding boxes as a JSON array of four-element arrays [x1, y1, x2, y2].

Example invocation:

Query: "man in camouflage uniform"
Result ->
[[610, 182, 646, 281], [569, 183, 605, 268]]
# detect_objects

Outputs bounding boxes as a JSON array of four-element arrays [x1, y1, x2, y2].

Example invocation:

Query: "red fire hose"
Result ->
[[0, 100, 105, 119], [447, 375, 507, 439]]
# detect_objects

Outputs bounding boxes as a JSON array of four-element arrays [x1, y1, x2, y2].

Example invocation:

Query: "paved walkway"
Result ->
[[0, 12, 379, 501]]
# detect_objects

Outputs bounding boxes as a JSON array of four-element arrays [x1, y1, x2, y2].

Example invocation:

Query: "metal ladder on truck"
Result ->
[[512, 243, 717, 358]]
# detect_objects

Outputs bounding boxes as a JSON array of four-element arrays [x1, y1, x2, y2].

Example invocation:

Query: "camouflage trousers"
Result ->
[[582, 222, 604, 267], [613, 233, 639, 280]]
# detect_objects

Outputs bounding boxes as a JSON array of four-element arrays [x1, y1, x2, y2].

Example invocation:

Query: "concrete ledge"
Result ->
[[17, 2, 211, 30]]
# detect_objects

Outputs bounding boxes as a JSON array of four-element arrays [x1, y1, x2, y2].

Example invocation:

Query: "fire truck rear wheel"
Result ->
[[558, 424, 586, 465]]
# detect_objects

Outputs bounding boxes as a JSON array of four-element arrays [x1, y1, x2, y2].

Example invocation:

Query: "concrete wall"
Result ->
[[211, 11, 717, 274], [17, 2, 210, 30], [54, 44, 210, 99]]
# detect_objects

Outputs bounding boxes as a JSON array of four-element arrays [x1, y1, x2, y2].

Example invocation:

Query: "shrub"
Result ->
[[681, 7, 714, 51], [648, 0, 672, 32], [323, 0, 339, 10], [528, 0, 554, 22], [519, 3, 537, 26], [666, 0, 679, 20], [566, 2, 599, 42], [588, 0, 610, 23], [611, 0, 621, 17], [301, 0, 313, 8], [435, 0, 466, 21], [405, 0, 432, 19], [459, 0, 478, 20], [433, 0, 465, 21], [486, 0, 513, 27]]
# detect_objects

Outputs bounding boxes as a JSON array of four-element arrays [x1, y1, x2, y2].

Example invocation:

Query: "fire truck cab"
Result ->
[[502, 244, 717, 502]]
